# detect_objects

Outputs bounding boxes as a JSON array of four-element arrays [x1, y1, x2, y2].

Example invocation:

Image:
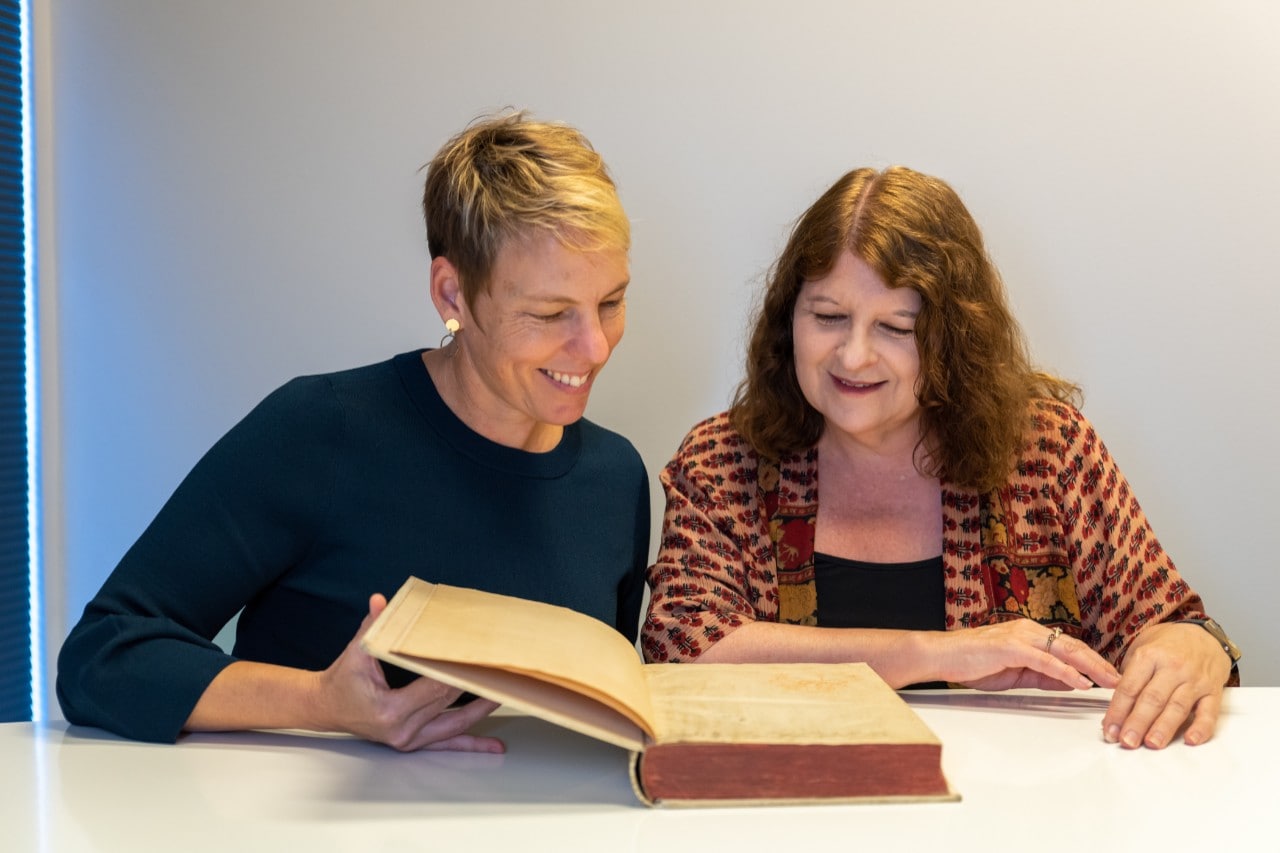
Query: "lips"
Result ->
[[542, 368, 591, 389], [832, 375, 884, 391]]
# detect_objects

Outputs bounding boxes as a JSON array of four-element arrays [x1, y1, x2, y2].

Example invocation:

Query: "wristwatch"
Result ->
[[1183, 617, 1242, 666]]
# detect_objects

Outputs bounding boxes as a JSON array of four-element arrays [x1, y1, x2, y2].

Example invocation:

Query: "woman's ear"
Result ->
[[429, 256, 464, 326]]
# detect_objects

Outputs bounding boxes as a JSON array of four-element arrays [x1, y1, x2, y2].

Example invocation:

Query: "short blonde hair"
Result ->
[[422, 111, 629, 304]]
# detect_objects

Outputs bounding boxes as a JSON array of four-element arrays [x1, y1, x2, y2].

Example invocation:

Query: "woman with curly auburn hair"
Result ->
[[645, 166, 1239, 751], [735, 167, 1080, 492]]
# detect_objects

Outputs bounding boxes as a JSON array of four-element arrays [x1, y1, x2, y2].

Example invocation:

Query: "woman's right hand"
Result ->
[[927, 619, 1120, 691], [313, 593, 504, 752]]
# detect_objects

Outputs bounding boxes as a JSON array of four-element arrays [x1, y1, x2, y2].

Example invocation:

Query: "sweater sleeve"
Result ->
[[612, 463, 652, 646], [55, 376, 342, 742]]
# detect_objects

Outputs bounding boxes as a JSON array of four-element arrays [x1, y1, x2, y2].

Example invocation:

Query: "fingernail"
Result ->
[[1122, 730, 1140, 748], [1104, 724, 1119, 743], [1146, 732, 1165, 749]]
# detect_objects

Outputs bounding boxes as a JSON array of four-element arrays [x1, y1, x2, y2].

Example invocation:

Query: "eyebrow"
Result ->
[[523, 281, 630, 306], [799, 293, 918, 318]]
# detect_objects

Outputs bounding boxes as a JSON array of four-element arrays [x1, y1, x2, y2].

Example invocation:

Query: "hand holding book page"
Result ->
[[361, 577, 957, 806]]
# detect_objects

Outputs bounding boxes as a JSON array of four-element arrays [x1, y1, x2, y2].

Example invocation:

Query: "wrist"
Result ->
[[303, 666, 344, 733], [886, 629, 942, 688], [1181, 617, 1242, 667]]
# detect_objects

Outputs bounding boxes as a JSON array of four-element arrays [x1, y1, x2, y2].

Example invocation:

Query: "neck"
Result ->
[[422, 349, 564, 453], [817, 421, 930, 482]]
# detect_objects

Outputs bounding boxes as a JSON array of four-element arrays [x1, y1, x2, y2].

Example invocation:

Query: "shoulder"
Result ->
[[1008, 398, 1112, 498], [1027, 397, 1088, 431], [575, 417, 646, 477], [675, 411, 754, 459], [260, 355, 399, 410], [664, 411, 763, 493], [224, 374, 341, 449], [294, 354, 406, 405], [226, 356, 407, 456], [1022, 398, 1099, 460], [673, 411, 754, 464]]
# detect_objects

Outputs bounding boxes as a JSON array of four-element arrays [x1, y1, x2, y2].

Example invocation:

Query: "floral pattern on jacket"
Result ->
[[643, 400, 1211, 670]]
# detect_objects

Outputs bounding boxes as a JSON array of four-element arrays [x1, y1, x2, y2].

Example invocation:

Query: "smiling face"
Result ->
[[792, 249, 923, 455], [440, 232, 629, 451]]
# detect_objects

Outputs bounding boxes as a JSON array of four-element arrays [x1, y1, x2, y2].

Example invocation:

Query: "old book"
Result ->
[[361, 577, 957, 807]]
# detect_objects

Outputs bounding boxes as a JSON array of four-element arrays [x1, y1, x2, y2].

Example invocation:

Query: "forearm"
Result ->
[[695, 621, 939, 689], [184, 660, 329, 734], [699, 619, 1114, 693]]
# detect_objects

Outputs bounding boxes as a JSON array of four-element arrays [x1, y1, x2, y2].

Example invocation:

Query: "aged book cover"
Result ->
[[361, 577, 957, 807]]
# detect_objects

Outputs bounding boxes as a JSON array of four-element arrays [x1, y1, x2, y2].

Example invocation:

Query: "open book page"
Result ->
[[360, 579, 657, 751], [641, 662, 941, 746]]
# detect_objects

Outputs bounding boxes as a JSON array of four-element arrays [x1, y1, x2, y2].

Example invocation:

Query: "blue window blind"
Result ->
[[0, 0, 30, 723]]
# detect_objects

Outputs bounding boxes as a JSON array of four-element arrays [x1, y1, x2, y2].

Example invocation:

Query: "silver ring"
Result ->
[[1045, 626, 1063, 653]]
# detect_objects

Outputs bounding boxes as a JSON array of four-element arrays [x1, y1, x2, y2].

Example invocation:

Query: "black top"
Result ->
[[814, 552, 946, 630], [814, 552, 946, 689]]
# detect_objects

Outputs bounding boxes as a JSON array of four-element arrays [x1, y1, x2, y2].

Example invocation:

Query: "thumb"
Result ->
[[347, 593, 393, 691], [357, 593, 389, 638]]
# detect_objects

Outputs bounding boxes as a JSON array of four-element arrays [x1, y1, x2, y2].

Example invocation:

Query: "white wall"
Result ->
[[38, 0, 1280, 699]]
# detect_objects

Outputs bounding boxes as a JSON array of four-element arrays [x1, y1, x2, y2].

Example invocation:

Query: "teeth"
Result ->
[[546, 369, 588, 388]]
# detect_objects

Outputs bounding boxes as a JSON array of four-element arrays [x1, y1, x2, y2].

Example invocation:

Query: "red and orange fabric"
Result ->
[[643, 400, 1221, 679]]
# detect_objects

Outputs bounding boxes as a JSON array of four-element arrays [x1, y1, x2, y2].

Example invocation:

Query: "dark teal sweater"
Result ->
[[56, 351, 650, 742]]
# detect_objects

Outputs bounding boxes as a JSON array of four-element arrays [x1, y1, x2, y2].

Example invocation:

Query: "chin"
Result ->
[[542, 405, 590, 426]]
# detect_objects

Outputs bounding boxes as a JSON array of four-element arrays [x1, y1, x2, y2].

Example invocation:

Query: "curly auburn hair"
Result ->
[[729, 166, 1078, 492]]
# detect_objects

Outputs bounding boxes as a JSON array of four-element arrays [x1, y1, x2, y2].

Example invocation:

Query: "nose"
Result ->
[[837, 327, 877, 370], [573, 312, 613, 365]]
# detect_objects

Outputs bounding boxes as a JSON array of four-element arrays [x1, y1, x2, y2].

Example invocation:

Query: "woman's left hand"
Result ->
[[1102, 621, 1233, 749]]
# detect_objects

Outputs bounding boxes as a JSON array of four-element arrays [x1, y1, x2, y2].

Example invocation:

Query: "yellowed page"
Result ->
[[361, 578, 656, 751], [641, 662, 941, 746]]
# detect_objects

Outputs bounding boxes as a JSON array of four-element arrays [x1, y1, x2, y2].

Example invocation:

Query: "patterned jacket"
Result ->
[[642, 400, 1212, 669]]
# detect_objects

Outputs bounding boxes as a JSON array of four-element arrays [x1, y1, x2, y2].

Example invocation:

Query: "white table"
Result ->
[[5, 688, 1276, 852]]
